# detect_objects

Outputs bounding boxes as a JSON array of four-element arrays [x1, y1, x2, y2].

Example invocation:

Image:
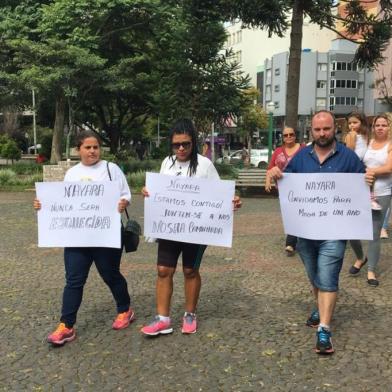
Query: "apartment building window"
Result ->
[[274, 68, 280, 76], [316, 98, 327, 107], [266, 69, 272, 82], [274, 84, 280, 92], [236, 30, 242, 43], [358, 82, 364, 90], [318, 63, 327, 71], [265, 86, 272, 100], [317, 81, 326, 89], [235, 51, 242, 63], [357, 98, 364, 106], [329, 96, 335, 111], [331, 61, 358, 72], [274, 101, 280, 109], [335, 80, 358, 89], [335, 96, 356, 105]]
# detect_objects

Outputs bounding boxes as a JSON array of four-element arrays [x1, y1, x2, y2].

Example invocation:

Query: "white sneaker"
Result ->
[[380, 228, 389, 239]]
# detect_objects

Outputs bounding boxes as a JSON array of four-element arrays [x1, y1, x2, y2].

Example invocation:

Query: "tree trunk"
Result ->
[[108, 126, 120, 154], [2, 107, 19, 136], [50, 90, 66, 164], [285, 0, 304, 129]]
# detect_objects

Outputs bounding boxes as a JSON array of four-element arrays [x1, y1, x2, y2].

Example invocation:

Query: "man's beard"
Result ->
[[314, 136, 335, 148]]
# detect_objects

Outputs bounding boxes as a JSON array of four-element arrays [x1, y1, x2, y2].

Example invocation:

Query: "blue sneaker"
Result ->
[[315, 327, 334, 354], [306, 309, 320, 328]]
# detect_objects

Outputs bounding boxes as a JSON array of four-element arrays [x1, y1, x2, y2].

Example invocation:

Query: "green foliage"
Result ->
[[120, 159, 161, 175], [126, 170, 146, 191], [3, 162, 42, 175], [0, 169, 16, 185], [0, 168, 42, 187], [150, 144, 168, 160], [38, 127, 53, 158], [0, 0, 250, 155], [215, 163, 238, 179], [1, 138, 21, 161]]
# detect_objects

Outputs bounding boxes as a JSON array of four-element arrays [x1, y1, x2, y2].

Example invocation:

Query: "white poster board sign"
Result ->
[[278, 173, 373, 240], [144, 173, 235, 247], [35, 181, 121, 248]]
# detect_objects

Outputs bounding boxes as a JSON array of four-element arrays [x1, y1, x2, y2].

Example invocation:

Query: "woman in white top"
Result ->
[[348, 115, 392, 286], [34, 131, 134, 346], [141, 119, 241, 335], [345, 112, 371, 274]]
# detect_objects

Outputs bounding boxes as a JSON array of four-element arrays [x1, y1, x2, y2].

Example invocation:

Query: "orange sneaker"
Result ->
[[112, 309, 135, 330], [47, 323, 76, 346]]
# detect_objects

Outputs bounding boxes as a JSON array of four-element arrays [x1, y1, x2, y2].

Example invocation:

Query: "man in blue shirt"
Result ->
[[268, 110, 373, 355]]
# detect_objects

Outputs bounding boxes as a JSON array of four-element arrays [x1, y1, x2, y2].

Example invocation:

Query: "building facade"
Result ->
[[258, 40, 378, 138], [224, 20, 335, 87]]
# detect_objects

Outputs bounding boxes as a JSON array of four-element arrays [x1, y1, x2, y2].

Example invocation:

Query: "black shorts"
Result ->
[[157, 239, 207, 269]]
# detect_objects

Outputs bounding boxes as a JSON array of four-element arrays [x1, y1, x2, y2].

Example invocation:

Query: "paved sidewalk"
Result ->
[[0, 192, 391, 391]]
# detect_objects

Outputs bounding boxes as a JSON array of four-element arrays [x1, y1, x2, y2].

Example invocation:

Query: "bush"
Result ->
[[119, 159, 161, 175], [127, 170, 146, 191], [5, 162, 42, 175], [0, 169, 17, 185], [215, 163, 238, 179], [1, 139, 21, 162], [0, 168, 42, 187]]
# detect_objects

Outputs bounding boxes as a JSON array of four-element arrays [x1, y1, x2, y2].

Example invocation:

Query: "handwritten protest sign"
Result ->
[[35, 181, 121, 248], [144, 173, 235, 247], [278, 173, 373, 240]]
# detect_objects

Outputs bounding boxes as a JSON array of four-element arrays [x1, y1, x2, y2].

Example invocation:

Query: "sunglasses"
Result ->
[[283, 133, 295, 138], [171, 141, 192, 150]]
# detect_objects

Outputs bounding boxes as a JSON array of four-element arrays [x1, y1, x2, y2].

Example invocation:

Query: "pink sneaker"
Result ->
[[112, 309, 135, 330], [47, 323, 76, 346], [182, 313, 197, 334], [141, 316, 173, 336]]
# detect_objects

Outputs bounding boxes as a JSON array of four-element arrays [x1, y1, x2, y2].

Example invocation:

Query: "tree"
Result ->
[[221, 0, 392, 127], [0, 1, 106, 163], [1, 137, 21, 163], [1, 0, 250, 157], [237, 88, 268, 155]]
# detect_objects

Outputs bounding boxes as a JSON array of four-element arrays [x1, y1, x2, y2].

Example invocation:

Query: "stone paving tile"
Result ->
[[0, 192, 391, 391]]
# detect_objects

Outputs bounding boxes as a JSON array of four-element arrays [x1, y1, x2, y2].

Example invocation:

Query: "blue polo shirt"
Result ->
[[285, 141, 365, 174]]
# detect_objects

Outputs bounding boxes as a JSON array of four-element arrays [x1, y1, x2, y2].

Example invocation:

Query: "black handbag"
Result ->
[[122, 209, 141, 253], [106, 161, 141, 252]]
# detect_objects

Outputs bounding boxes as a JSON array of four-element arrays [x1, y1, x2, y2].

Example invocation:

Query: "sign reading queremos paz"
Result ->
[[35, 181, 122, 248], [278, 173, 373, 240], [144, 173, 235, 247]]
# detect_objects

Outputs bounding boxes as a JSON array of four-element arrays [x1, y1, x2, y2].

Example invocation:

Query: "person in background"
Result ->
[[343, 112, 371, 274], [34, 131, 134, 346], [202, 141, 212, 160], [265, 126, 304, 256], [344, 112, 380, 209], [348, 114, 392, 287], [135, 141, 146, 161], [141, 119, 242, 336]]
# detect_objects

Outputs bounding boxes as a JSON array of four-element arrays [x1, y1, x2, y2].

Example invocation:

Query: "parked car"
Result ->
[[216, 149, 269, 168]]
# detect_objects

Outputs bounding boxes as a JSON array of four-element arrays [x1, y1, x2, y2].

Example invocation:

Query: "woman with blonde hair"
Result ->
[[349, 114, 392, 286]]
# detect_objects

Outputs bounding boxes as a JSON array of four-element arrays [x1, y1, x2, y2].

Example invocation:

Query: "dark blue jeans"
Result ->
[[61, 247, 130, 327]]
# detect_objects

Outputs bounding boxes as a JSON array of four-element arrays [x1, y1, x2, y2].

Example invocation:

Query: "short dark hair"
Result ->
[[75, 131, 102, 149]]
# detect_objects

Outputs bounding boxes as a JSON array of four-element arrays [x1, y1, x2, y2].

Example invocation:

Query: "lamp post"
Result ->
[[32, 89, 37, 155], [266, 101, 275, 162]]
